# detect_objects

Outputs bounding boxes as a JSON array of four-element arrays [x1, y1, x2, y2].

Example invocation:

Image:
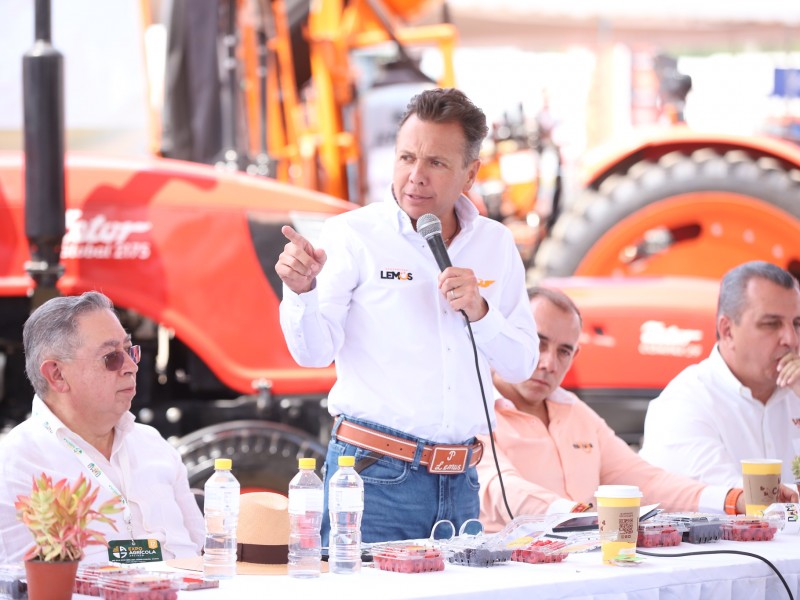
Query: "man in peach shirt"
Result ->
[[478, 287, 798, 532]]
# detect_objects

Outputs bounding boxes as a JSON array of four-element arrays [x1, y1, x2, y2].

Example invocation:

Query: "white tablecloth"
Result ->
[[82, 535, 800, 600]]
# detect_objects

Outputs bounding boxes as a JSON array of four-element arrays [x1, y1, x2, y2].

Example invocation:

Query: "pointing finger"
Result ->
[[282, 225, 320, 259], [281, 225, 307, 246]]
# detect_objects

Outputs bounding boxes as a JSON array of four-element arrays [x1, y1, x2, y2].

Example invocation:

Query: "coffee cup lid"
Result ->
[[594, 485, 643, 499], [740, 459, 782, 464]]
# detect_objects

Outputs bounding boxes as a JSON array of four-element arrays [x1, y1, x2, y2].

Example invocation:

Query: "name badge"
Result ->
[[108, 539, 163, 563]]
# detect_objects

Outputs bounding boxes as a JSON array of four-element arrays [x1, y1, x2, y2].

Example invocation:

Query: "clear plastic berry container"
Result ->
[[99, 571, 182, 600], [74, 564, 139, 597], [366, 519, 452, 573], [650, 513, 723, 544], [441, 514, 561, 567], [0, 564, 27, 599], [447, 545, 512, 567], [371, 544, 445, 573], [493, 514, 560, 550], [637, 523, 682, 548], [681, 518, 723, 544], [438, 519, 514, 567], [720, 516, 779, 542], [511, 539, 568, 564]]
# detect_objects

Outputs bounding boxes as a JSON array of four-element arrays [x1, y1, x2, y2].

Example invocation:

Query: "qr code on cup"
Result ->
[[620, 518, 635, 537]]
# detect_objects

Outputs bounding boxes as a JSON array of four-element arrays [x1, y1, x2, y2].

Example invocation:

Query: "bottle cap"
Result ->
[[299, 457, 317, 469], [214, 458, 233, 470], [338, 455, 355, 467]]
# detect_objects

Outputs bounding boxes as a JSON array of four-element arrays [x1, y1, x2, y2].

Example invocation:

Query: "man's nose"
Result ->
[[409, 162, 426, 183], [123, 353, 139, 374], [783, 322, 800, 349], [538, 349, 556, 372]]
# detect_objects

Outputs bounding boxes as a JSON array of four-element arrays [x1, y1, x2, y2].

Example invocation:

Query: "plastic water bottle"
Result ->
[[328, 455, 364, 574], [288, 457, 324, 578], [763, 503, 800, 534], [203, 458, 240, 579]]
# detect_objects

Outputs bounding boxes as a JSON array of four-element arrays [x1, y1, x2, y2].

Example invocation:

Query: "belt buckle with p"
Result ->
[[427, 445, 469, 474]]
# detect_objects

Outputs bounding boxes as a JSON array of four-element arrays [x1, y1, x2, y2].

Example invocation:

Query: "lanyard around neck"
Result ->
[[33, 405, 135, 542]]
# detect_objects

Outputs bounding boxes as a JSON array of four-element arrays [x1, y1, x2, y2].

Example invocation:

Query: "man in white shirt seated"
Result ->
[[640, 261, 800, 487], [0, 291, 204, 563]]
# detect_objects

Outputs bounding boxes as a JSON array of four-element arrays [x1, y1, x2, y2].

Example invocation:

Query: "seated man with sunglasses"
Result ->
[[0, 291, 204, 563]]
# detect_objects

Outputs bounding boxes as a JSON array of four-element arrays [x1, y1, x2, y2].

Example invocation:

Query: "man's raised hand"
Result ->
[[275, 225, 327, 294]]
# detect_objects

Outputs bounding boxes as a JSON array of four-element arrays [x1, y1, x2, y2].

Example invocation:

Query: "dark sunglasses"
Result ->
[[102, 345, 141, 371]]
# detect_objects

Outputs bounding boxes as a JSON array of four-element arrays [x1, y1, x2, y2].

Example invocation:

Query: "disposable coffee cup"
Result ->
[[741, 459, 782, 516], [595, 485, 642, 565]]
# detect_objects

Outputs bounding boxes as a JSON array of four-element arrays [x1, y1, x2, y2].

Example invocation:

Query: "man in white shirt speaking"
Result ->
[[641, 261, 800, 488], [0, 291, 204, 563], [275, 88, 539, 544]]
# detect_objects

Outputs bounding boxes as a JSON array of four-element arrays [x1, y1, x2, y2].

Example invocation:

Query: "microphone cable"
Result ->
[[417, 212, 516, 521], [635, 548, 793, 600], [461, 311, 516, 522]]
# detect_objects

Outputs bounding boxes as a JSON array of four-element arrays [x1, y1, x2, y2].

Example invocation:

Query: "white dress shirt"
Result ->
[[640, 346, 800, 487], [280, 193, 539, 443], [0, 396, 205, 563]]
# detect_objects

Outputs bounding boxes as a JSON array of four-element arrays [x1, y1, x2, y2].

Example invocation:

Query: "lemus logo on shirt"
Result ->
[[380, 269, 413, 281], [572, 442, 594, 453], [478, 279, 495, 288]]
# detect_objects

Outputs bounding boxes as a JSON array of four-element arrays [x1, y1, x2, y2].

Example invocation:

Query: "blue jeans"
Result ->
[[321, 415, 481, 547]]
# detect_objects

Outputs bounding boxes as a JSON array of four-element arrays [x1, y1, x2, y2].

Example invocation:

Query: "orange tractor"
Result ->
[[1, 0, 458, 493], [2, 0, 799, 492]]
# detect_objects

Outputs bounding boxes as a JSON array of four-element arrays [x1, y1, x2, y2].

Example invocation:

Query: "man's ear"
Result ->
[[718, 315, 733, 343], [40, 360, 70, 393], [463, 159, 481, 192], [569, 345, 581, 367]]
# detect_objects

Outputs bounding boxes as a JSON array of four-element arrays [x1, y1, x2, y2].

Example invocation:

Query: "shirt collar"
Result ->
[[32, 394, 66, 431], [708, 345, 753, 401], [709, 344, 790, 405], [32, 394, 136, 438], [549, 387, 577, 405], [382, 188, 480, 236], [495, 385, 576, 414]]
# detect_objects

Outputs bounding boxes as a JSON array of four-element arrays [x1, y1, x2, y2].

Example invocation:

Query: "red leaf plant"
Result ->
[[15, 472, 123, 562]]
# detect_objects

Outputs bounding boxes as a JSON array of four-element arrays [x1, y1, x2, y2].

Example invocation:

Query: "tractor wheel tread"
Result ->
[[531, 149, 800, 279]]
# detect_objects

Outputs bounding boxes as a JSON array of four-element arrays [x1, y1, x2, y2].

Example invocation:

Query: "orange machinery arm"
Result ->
[[240, 0, 457, 203]]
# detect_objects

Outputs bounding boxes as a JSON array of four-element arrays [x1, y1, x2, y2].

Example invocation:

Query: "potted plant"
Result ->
[[15, 472, 123, 600]]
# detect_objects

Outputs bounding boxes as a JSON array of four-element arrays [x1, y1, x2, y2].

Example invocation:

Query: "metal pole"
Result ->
[[23, 0, 66, 308]]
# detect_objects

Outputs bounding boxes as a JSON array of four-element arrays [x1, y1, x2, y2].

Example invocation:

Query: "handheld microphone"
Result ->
[[418, 211, 510, 520], [416, 213, 452, 272]]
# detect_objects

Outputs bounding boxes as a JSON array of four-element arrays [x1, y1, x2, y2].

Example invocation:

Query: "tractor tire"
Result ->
[[530, 148, 800, 281], [176, 419, 327, 502]]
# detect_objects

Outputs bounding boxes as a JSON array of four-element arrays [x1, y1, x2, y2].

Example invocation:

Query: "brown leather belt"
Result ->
[[335, 419, 483, 474]]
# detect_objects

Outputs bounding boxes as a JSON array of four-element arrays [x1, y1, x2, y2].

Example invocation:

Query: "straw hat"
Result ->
[[169, 491, 326, 575]]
